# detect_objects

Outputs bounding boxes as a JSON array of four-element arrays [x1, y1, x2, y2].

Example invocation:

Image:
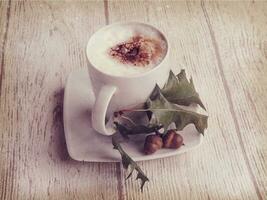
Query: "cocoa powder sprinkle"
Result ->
[[109, 36, 164, 67]]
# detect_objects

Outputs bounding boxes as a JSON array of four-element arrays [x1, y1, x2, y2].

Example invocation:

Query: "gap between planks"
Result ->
[[104, 0, 109, 25], [201, 1, 263, 200], [0, 0, 11, 99], [103, 0, 126, 199], [0, 0, 12, 198]]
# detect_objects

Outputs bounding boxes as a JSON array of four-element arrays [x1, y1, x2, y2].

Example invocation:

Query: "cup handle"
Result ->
[[92, 85, 117, 135]]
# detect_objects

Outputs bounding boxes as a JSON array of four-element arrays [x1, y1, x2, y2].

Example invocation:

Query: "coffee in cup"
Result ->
[[87, 23, 167, 77]]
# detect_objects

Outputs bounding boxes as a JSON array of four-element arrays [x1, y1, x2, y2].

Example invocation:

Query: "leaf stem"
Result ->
[[120, 108, 207, 117]]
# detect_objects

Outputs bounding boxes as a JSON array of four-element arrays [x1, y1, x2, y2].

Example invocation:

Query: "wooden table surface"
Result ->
[[1, 1, 267, 200]]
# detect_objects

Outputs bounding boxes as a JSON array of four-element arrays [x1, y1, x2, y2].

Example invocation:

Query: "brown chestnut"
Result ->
[[144, 134, 163, 155], [163, 130, 183, 149]]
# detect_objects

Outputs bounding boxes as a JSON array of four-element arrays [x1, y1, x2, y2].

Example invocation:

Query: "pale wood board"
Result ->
[[0, 1, 10, 199], [203, 2, 267, 198], [0, 0, 267, 200], [0, 1, 119, 200]]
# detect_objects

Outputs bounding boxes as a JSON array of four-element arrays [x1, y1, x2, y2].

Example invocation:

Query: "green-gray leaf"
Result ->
[[112, 137, 149, 192], [114, 122, 162, 139], [147, 86, 208, 134], [161, 70, 206, 110]]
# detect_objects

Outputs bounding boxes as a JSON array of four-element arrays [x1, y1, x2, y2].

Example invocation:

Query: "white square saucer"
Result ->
[[63, 69, 203, 162]]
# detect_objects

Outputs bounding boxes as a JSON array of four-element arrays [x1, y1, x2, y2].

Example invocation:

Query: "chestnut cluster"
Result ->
[[144, 130, 184, 155]]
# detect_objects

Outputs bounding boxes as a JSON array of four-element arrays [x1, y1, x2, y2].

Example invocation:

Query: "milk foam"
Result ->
[[87, 23, 167, 77]]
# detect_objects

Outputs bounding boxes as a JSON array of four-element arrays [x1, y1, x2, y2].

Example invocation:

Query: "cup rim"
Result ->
[[86, 21, 169, 79]]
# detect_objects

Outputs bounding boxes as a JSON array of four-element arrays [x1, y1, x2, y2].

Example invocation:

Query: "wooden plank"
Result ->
[[107, 1, 262, 199], [0, 0, 10, 97], [202, 1, 267, 199], [0, 1, 120, 199], [0, 1, 11, 200]]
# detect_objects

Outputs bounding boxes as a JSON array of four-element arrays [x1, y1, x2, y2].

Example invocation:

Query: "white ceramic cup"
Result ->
[[86, 22, 170, 136]]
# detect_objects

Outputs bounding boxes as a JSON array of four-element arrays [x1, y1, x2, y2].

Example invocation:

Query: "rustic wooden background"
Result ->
[[0, 0, 267, 199]]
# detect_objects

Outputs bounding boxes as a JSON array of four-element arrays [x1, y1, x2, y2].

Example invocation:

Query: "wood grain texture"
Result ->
[[203, 2, 267, 198], [0, 1, 119, 200], [0, 0, 10, 98], [1, 0, 267, 200], [107, 1, 266, 199], [0, 1, 10, 200]]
